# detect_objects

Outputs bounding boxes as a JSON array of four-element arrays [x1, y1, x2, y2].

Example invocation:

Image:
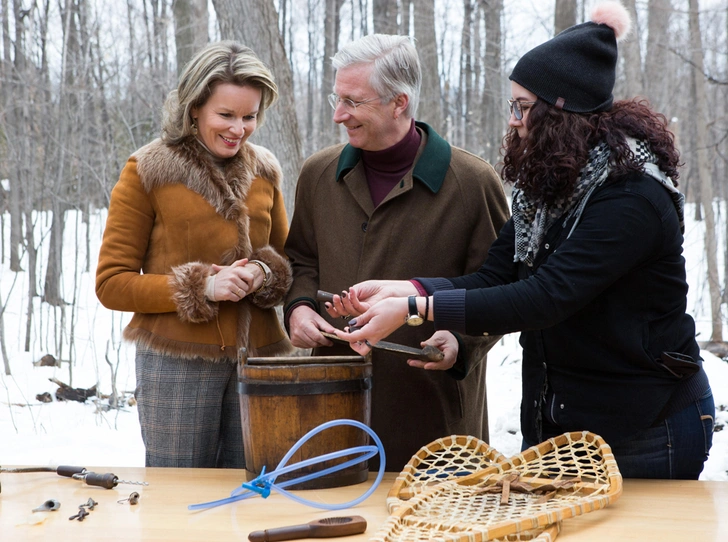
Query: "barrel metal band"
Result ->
[[238, 377, 372, 396]]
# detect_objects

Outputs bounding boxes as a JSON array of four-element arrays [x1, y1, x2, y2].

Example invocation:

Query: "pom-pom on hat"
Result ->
[[509, 1, 631, 113]]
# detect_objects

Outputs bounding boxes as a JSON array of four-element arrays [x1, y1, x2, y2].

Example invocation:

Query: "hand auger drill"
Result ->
[[0, 465, 148, 491]]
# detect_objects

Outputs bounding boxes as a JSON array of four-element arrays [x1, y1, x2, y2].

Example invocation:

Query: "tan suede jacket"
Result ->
[[96, 137, 292, 361]]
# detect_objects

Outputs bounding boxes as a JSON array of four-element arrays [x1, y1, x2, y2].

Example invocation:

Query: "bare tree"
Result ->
[[457, 0, 474, 150], [644, 0, 673, 114], [414, 0, 443, 133], [319, 0, 342, 148], [305, 0, 318, 156], [7, 0, 26, 273], [172, 0, 209, 76], [620, 0, 643, 99], [687, 0, 722, 342], [554, 0, 576, 35], [213, 0, 304, 214], [372, 0, 398, 34], [482, 0, 504, 165], [400, 0, 411, 35]]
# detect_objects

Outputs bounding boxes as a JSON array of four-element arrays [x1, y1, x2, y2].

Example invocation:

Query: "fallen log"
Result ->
[[49, 377, 97, 402]]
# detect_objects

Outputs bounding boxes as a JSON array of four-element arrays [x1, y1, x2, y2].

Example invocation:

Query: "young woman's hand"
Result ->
[[324, 280, 418, 319], [333, 296, 410, 353]]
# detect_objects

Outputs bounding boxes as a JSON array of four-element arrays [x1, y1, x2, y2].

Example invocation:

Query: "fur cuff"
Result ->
[[170, 262, 218, 323], [249, 245, 292, 309]]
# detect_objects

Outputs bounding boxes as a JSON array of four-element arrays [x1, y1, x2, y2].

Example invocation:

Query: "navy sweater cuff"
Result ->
[[433, 289, 467, 333]]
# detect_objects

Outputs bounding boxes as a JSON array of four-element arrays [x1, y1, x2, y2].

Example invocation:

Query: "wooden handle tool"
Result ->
[[321, 332, 444, 363], [248, 515, 367, 541], [316, 290, 336, 303]]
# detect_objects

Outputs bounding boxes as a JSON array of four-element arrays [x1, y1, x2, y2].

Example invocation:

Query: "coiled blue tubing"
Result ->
[[188, 419, 386, 511]]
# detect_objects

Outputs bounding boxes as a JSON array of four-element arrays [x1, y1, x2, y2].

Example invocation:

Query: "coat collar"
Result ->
[[334, 121, 452, 194]]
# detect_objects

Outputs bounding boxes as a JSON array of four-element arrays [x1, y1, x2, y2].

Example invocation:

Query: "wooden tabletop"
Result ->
[[2, 467, 727, 541]]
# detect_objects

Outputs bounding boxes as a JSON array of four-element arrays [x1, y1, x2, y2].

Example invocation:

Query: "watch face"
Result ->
[[406, 314, 424, 326], [406, 295, 424, 326]]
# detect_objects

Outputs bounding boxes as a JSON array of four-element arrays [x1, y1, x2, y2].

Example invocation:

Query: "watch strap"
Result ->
[[408, 295, 418, 318]]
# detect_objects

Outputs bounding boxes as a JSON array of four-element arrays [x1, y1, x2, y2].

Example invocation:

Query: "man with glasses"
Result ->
[[284, 34, 509, 470]]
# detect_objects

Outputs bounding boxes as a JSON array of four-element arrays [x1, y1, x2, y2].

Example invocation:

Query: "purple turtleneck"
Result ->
[[361, 119, 421, 207]]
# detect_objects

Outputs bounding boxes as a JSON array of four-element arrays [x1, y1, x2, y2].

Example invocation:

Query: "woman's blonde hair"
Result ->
[[161, 41, 278, 144]]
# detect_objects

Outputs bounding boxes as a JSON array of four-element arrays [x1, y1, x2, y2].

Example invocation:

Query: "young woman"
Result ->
[[330, 1, 714, 479], [96, 42, 292, 468]]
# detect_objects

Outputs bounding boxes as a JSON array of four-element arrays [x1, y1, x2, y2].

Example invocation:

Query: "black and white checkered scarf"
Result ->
[[512, 138, 685, 267]]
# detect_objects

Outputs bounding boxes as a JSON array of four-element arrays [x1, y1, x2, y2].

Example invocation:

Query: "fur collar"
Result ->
[[133, 137, 282, 264], [133, 137, 282, 220]]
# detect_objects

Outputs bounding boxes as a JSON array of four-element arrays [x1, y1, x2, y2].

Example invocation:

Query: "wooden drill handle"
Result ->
[[248, 516, 367, 541], [316, 290, 335, 303]]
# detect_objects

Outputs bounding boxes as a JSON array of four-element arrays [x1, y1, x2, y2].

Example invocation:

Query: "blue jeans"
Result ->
[[524, 389, 715, 479], [609, 389, 714, 479]]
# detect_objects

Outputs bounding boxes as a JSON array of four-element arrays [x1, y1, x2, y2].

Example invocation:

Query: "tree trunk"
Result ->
[[400, 0, 411, 35], [359, 0, 368, 35], [213, 0, 304, 216], [554, 0, 576, 35], [620, 0, 643, 98], [172, 0, 209, 77], [414, 0, 443, 133], [482, 0, 503, 165], [373, 0, 398, 34], [23, 210, 37, 351], [458, 0, 473, 150], [305, 0, 317, 156], [724, 3, 728, 304], [43, 204, 68, 307], [8, 0, 26, 273], [319, 0, 341, 148], [0, 282, 10, 375], [687, 0, 722, 341], [644, 0, 673, 114]]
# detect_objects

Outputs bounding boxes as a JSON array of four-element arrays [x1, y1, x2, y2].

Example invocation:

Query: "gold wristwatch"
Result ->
[[404, 295, 424, 326]]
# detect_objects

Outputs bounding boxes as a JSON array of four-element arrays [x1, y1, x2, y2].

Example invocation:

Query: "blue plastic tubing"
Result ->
[[188, 419, 386, 511]]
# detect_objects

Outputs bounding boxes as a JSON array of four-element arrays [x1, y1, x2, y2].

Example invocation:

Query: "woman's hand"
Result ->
[[209, 258, 265, 302], [323, 288, 369, 319], [407, 331, 458, 371], [333, 296, 410, 353], [324, 280, 418, 319]]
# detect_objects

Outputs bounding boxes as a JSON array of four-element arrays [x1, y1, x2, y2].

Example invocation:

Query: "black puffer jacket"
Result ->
[[419, 171, 709, 445]]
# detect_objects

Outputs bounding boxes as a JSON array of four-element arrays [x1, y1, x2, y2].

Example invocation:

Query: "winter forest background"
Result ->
[[2, 0, 728, 477]]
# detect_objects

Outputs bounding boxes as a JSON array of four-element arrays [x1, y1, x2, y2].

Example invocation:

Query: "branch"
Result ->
[[667, 45, 728, 85]]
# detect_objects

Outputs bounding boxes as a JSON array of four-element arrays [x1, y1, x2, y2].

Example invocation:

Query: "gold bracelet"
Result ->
[[249, 260, 271, 294]]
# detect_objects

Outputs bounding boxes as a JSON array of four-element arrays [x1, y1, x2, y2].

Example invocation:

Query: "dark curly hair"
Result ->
[[501, 99, 680, 205]]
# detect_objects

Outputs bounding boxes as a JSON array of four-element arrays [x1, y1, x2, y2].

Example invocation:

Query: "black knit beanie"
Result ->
[[509, 1, 631, 114]]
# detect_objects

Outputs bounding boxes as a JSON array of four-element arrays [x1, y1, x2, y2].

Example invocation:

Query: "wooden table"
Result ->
[[1, 467, 727, 541]]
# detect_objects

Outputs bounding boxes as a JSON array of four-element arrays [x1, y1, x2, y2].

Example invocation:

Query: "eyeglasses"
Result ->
[[508, 99, 537, 121], [328, 93, 380, 112]]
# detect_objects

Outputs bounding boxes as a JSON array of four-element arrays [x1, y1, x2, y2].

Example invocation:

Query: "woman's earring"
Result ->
[[191, 120, 198, 135]]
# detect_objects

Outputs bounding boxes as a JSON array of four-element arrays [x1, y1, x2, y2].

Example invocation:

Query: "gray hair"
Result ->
[[332, 34, 421, 118], [161, 41, 278, 144]]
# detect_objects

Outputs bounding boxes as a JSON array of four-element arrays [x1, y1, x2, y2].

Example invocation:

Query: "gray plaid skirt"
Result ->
[[135, 347, 244, 468]]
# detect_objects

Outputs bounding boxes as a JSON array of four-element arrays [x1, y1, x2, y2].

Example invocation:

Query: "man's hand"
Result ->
[[407, 331, 458, 371], [288, 305, 338, 348]]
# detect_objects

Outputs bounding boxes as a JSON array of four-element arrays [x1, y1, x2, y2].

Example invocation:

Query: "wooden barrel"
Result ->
[[238, 355, 372, 489]]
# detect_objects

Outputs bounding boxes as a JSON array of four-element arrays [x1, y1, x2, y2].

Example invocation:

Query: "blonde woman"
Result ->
[[97, 41, 292, 468]]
